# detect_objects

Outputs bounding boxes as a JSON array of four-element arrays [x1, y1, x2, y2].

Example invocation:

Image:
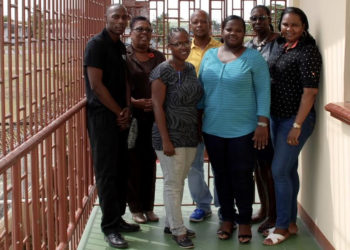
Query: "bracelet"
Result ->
[[257, 122, 268, 127], [293, 122, 301, 129]]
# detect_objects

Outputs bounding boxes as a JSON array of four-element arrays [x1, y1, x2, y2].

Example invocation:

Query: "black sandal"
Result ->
[[238, 224, 252, 244], [217, 229, 232, 240], [238, 234, 252, 244]]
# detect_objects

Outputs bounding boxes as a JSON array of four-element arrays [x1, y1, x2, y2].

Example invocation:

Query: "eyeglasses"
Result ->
[[250, 15, 269, 22], [169, 41, 191, 48], [132, 27, 153, 33]]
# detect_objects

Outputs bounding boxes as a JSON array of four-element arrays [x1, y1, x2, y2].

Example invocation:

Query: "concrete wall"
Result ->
[[289, 0, 350, 249]]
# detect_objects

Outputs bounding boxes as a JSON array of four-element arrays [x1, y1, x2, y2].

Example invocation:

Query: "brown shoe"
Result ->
[[132, 212, 147, 224], [145, 211, 159, 222]]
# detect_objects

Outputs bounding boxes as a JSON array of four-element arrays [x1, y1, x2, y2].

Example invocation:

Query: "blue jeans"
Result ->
[[187, 143, 218, 212], [271, 112, 316, 229]]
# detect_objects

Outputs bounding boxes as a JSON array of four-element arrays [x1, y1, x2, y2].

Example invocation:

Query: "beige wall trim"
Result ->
[[325, 102, 350, 125], [298, 203, 335, 250]]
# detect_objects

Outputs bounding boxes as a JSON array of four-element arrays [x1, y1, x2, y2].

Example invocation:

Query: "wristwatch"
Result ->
[[293, 122, 301, 129]]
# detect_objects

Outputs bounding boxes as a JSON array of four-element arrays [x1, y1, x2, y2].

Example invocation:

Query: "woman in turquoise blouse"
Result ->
[[198, 15, 270, 243]]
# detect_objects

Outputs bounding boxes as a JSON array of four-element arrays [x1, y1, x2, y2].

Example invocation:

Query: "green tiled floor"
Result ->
[[78, 205, 321, 250]]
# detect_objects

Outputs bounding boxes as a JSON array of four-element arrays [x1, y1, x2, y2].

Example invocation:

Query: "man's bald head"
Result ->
[[106, 4, 128, 16], [190, 10, 210, 23], [190, 9, 211, 40], [105, 4, 128, 40]]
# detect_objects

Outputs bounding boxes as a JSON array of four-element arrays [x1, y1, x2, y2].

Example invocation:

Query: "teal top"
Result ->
[[198, 47, 270, 138]]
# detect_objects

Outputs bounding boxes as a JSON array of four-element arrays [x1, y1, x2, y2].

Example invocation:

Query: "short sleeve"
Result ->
[[84, 39, 105, 69], [186, 62, 197, 77], [299, 44, 322, 88], [149, 62, 175, 86]]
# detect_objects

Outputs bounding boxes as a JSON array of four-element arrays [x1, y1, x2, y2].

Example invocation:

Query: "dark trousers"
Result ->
[[203, 132, 255, 224], [87, 108, 129, 235], [127, 115, 157, 213]]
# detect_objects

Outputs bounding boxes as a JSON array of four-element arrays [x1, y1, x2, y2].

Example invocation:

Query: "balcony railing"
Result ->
[[0, 99, 97, 250]]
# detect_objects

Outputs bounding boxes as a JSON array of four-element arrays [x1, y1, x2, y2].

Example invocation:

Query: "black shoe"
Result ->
[[172, 235, 194, 249], [164, 227, 196, 238], [117, 219, 140, 232], [104, 233, 128, 249]]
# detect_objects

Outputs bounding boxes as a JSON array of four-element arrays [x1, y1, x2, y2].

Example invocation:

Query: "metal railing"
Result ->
[[119, 0, 286, 55], [0, 100, 96, 250]]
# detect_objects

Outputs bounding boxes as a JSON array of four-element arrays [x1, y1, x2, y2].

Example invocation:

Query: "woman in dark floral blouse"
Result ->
[[263, 7, 322, 246]]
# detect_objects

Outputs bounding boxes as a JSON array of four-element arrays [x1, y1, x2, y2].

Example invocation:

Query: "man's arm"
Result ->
[[117, 76, 131, 129], [87, 66, 123, 116]]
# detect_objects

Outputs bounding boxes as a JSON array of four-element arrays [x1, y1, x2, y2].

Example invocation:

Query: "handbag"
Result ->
[[127, 117, 138, 149]]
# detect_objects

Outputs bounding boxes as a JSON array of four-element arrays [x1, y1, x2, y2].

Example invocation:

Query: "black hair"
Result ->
[[167, 27, 189, 44], [251, 5, 271, 16], [221, 15, 246, 33], [251, 5, 274, 31], [130, 16, 151, 29], [278, 7, 315, 45]]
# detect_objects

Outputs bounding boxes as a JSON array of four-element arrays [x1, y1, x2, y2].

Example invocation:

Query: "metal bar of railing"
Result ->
[[0, 0, 5, 156], [45, 135, 55, 250], [11, 161, 22, 250], [30, 147, 41, 250]]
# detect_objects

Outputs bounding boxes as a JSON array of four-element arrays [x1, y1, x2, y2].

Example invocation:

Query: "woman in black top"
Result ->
[[246, 5, 279, 233], [126, 16, 165, 224], [263, 7, 322, 245]]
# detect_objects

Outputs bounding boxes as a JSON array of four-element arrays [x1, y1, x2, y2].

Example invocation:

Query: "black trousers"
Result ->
[[87, 108, 129, 235], [203, 132, 255, 224], [127, 114, 157, 213]]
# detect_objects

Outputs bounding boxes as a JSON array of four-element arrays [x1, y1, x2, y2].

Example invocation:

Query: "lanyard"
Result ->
[[178, 71, 182, 85]]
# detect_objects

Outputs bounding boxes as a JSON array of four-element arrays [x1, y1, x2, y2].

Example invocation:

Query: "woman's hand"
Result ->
[[163, 140, 175, 156], [287, 127, 301, 146], [252, 126, 269, 150], [132, 98, 153, 112]]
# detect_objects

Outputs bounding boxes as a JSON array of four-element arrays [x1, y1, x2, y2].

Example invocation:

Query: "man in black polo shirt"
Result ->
[[84, 4, 140, 249]]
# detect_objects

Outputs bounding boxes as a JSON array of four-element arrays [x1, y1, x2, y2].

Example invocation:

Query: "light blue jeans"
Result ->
[[156, 147, 197, 236], [187, 143, 219, 212], [271, 112, 316, 229]]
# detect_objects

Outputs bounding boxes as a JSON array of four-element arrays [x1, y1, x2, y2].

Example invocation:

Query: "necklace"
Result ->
[[253, 33, 270, 51]]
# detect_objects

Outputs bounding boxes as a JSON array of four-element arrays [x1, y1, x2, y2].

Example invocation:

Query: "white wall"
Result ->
[[290, 0, 350, 249]]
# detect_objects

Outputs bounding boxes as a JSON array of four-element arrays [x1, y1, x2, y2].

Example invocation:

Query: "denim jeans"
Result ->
[[187, 142, 218, 212], [156, 147, 197, 236], [203, 132, 255, 224], [270, 112, 316, 229]]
